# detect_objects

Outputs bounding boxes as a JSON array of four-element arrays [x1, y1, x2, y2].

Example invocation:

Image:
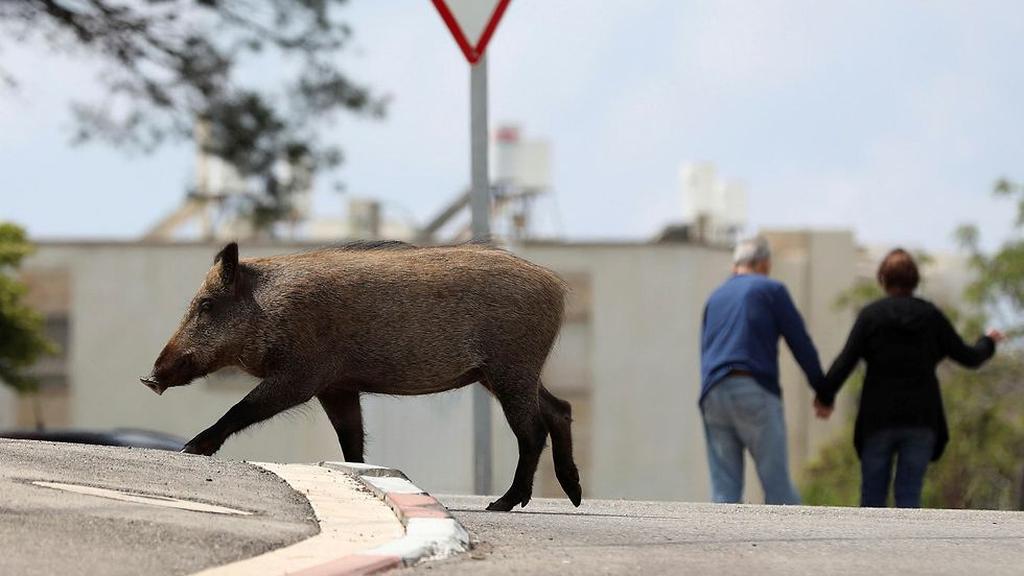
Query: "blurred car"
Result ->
[[0, 428, 185, 451]]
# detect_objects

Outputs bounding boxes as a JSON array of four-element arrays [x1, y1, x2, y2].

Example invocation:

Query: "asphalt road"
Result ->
[[401, 495, 1024, 575], [0, 439, 318, 576]]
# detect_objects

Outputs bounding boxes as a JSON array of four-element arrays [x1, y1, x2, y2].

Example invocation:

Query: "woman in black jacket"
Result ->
[[814, 249, 1004, 508]]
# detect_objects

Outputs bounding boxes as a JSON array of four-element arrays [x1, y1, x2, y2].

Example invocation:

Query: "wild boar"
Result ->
[[142, 241, 581, 512]]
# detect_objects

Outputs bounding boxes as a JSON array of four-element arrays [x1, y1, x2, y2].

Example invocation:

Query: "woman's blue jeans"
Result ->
[[860, 427, 935, 508]]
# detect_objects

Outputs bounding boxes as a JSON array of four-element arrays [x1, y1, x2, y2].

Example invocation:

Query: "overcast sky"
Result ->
[[3, 1, 1023, 252]]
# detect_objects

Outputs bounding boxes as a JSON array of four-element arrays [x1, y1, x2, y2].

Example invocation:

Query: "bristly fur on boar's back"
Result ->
[[245, 241, 568, 330], [252, 242, 565, 295]]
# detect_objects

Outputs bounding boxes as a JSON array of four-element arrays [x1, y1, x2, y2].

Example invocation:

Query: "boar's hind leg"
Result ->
[[540, 384, 582, 507], [317, 389, 364, 463], [485, 369, 547, 512], [182, 377, 316, 456]]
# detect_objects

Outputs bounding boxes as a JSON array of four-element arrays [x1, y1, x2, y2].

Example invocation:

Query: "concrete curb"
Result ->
[[191, 461, 402, 576], [197, 461, 470, 576], [303, 462, 470, 574]]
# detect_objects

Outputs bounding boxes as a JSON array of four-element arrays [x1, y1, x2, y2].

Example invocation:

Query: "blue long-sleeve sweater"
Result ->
[[700, 274, 825, 402]]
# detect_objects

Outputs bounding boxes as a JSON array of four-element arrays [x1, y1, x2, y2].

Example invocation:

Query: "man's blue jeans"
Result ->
[[701, 375, 800, 505], [860, 427, 935, 508]]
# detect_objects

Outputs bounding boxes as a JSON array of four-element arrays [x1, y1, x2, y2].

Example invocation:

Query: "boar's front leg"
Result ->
[[316, 388, 364, 463], [182, 377, 316, 456]]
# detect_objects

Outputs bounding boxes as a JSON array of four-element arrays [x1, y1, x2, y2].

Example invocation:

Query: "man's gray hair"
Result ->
[[733, 236, 772, 267]]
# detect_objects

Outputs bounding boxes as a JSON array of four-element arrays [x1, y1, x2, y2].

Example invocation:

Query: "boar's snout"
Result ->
[[139, 376, 165, 395], [143, 343, 197, 395]]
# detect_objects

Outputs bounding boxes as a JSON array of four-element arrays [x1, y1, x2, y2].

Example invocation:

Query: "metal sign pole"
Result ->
[[470, 54, 493, 497]]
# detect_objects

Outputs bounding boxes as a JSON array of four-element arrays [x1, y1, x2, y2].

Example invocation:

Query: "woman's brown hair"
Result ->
[[877, 249, 919, 296]]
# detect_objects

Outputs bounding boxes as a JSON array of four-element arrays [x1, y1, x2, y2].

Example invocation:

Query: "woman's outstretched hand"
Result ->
[[987, 328, 1007, 343], [813, 398, 833, 420]]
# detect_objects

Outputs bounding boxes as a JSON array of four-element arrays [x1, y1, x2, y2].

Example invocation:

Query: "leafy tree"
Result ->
[[0, 1, 386, 233], [0, 223, 56, 394], [956, 178, 1024, 337], [802, 198, 1024, 509], [921, 356, 1024, 509]]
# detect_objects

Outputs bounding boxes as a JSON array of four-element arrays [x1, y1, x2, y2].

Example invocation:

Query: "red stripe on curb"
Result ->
[[388, 493, 450, 519], [291, 554, 401, 576]]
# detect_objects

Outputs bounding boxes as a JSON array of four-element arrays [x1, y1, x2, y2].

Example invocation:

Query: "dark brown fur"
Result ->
[[145, 241, 582, 511]]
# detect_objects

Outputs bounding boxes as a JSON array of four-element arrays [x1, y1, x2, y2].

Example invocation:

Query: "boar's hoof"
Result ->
[[568, 486, 583, 507], [561, 471, 582, 507], [181, 444, 215, 456], [181, 436, 220, 457], [485, 499, 514, 512], [485, 492, 531, 512]]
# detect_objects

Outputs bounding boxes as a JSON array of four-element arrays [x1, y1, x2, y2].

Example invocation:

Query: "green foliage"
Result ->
[[832, 279, 883, 314], [802, 178, 1024, 509], [0, 0, 385, 231], [921, 357, 1024, 509], [802, 374, 863, 507], [0, 223, 56, 394], [957, 178, 1024, 336]]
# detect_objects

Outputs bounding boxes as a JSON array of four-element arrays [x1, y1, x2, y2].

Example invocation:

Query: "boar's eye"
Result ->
[[197, 298, 213, 314]]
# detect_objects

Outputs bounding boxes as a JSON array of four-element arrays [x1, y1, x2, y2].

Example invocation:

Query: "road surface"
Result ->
[[401, 495, 1024, 575], [0, 439, 318, 576]]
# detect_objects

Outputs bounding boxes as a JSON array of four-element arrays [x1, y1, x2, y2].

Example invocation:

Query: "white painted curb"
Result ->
[[319, 462, 471, 567], [193, 461, 470, 576]]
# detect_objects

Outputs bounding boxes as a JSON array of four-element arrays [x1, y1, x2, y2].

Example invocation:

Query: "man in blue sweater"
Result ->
[[701, 237, 825, 504]]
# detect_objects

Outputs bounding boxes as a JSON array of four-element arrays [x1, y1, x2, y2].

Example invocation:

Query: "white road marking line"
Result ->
[[31, 481, 252, 515]]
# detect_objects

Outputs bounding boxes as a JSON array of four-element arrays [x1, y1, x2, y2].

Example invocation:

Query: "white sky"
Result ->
[[2, 0, 1023, 252]]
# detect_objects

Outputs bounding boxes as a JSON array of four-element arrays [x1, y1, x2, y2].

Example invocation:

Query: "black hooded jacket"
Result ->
[[817, 296, 995, 461]]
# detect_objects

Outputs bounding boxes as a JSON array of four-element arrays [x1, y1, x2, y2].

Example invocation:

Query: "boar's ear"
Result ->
[[214, 242, 239, 286]]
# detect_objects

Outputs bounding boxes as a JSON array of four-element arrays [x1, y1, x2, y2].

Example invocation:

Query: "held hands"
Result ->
[[809, 329, 1006, 422], [986, 328, 1007, 344], [813, 398, 833, 420]]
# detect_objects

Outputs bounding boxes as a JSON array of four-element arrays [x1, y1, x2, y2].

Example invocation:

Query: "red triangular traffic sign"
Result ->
[[431, 0, 512, 64]]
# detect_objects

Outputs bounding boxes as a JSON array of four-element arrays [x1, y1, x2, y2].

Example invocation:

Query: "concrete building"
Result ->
[[1, 231, 858, 502]]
